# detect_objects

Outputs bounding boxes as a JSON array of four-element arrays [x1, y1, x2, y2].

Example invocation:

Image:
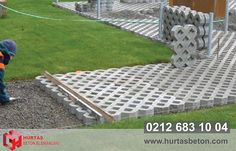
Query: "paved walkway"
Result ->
[[39, 1, 236, 125]]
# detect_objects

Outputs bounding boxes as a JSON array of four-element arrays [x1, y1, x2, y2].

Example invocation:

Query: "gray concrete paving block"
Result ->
[[170, 24, 197, 68], [121, 0, 159, 3], [75, 0, 114, 12], [35, 76, 98, 125], [163, 5, 210, 50], [194, 12, 205, 26]]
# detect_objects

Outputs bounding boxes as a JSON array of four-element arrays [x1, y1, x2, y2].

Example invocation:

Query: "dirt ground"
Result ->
[[0, 80, 81, 129]]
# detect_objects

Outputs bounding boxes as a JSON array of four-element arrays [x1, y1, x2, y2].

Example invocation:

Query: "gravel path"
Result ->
[[0, 80, 81, 129]]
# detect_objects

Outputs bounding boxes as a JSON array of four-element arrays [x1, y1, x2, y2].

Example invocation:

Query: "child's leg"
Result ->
[[0, 71, 10, 104]]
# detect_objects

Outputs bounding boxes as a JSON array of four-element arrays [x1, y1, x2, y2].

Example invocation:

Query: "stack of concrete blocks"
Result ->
[[121, 0, 161, 4], [90, 0, 114, 12], [170, 24, 198, 68], [163, 6, 210, 50], [75, 2, 91, 12], [75, 0, 114, 12]]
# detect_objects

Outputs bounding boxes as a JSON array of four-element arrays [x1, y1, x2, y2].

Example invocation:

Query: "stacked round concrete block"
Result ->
[[163, 6, 209, 50], [90, 0, 114, 12], [170, 24, 197, 68], [189, 11, 210, 50], [75, 0, 114, 12], [121, 0, 160, 3], [75, 2, 91, 12]]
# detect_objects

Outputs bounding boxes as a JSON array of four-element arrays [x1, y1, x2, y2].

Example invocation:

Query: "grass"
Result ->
[[0, 0, 171, 81], [92, 104, 236, 129]]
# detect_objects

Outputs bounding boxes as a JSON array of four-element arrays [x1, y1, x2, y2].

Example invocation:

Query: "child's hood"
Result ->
[[0, 41, 11, 55]]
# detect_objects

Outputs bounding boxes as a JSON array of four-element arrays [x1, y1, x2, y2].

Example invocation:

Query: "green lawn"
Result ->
[[92, 104, 236, 129], [1, 0, 171, 80]]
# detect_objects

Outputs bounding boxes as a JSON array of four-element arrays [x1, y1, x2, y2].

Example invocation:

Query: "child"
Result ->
[[0, 39, 17, 105]]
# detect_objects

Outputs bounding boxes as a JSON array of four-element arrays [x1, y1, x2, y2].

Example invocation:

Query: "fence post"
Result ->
[[97, 0, 101, 19], [208, 13, 214, 57], [224, 0, 229, 32], [235, 0, 236, 9], [159, 1, 164, 39], [164, 0, 168, 6]]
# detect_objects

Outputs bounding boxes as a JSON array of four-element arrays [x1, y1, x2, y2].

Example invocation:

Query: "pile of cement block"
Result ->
[[121, 0, 160, 4], [75, 2, 91, 12], [91, 0, 114, 12], [75, 0, 114, 12], [163, 6, 210, 50], [170, 24, 198, 68]]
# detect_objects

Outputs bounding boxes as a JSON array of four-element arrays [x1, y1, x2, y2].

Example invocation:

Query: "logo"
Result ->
[[2, 130, 60, 150], [3, 130, 23, 151]]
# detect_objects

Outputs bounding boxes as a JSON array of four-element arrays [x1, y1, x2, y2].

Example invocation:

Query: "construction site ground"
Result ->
[[0, 80, 81, 129]]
